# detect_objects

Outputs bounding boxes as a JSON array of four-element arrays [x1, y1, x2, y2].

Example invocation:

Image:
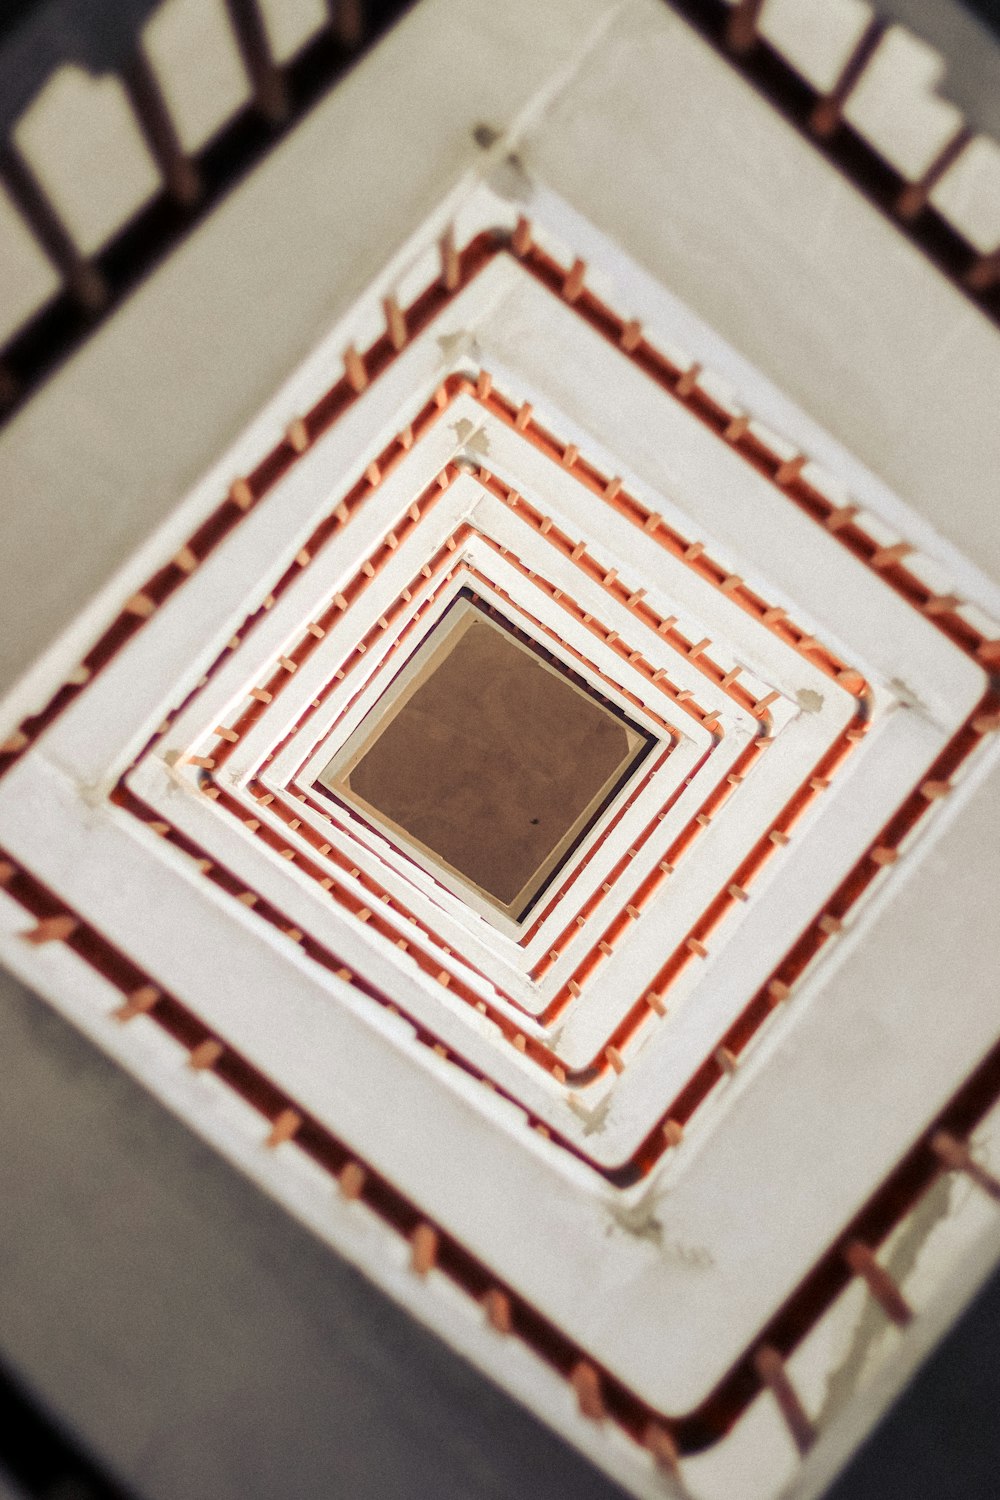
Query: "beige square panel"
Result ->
[[317, 594, 654, 923]]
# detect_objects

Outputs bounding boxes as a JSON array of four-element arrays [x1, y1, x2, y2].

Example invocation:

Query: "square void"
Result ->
[[315, 593, 654, 920]]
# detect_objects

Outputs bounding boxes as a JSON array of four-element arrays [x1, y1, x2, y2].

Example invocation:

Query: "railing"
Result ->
[[0, 0, 412, 420]]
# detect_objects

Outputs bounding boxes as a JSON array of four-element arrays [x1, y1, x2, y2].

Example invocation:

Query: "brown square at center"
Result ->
[[315, 594, 655, 921]]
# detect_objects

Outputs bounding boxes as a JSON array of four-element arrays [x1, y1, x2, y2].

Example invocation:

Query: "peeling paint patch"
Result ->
[[450, 418, 490, 457], [437, 330, 475, 364], [797, 688, 824, 714], [580, 1091, 612, 1136], [889, 677, 926, 712]]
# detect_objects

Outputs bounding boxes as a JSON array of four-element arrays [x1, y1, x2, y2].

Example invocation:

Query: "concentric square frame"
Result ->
[[117, 377, 870, 1157], [0, 178, 998, 1494]]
